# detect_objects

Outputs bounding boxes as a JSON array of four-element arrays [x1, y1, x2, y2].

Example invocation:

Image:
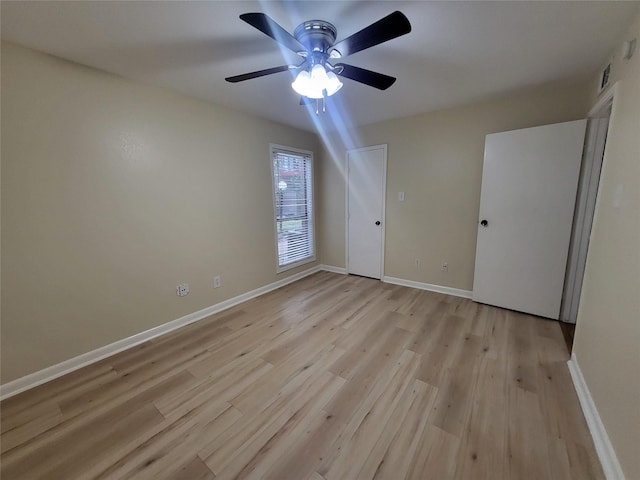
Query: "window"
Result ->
[[270, 144, 315, 272]]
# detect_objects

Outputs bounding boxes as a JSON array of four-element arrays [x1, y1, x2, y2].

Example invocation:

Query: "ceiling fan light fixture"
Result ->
[[310, 63, 328, 84], [291, 64, 343, 99], [325, 71, 343, 96], [291, 70, 311, 95], [291, 69, 322, 98]]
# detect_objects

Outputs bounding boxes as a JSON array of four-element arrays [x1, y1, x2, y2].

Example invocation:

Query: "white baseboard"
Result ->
[[382, 275, 473, 299], [567, 352, 625, 480], [0, 265, 322, 401], [0, 266, 470, 400], [319, 264, 347, 274]]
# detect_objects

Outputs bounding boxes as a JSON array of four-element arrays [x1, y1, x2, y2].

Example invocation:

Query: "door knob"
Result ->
[[375, 221, 381, 226], [480, 219, 488, 227]]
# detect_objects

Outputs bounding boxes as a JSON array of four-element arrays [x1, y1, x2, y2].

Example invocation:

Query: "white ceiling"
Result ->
[[2, 1, 638, 132]]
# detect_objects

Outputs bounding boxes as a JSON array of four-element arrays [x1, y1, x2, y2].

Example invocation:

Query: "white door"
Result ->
[[473, 120, 587, 319], [347, 145, 386, 279]]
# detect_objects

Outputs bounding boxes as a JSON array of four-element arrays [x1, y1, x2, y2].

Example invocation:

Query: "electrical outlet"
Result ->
[[176, 283, 189, 296], [441, 263, 448, 272], [213, 276, 221, 288]]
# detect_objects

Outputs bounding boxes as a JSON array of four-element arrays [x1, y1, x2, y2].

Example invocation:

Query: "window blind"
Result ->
[[271, 147, 315, 270]]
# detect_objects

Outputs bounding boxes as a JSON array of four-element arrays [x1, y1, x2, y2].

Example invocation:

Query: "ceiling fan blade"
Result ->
[[334, 64, 396, 90], [330, 11, 411, 58], [240, 13, 305, 54], [225, 65, 293, 83]]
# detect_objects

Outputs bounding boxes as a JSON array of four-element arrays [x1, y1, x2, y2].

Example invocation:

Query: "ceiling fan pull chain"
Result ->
[[315, 99, 319, 115], [323, 96, 326, 113]]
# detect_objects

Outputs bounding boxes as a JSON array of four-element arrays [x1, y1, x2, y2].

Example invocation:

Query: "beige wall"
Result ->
[[1, 42, 319, 383], [573, 12, 640, 479], [318, 81, 590, 290]]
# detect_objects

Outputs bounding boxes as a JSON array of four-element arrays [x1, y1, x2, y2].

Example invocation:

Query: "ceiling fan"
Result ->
[[225, 11, 411, 111]]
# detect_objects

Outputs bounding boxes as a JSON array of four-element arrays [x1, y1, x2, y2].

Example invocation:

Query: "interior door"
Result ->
[[347, 145, 386, 279], [472, 120, 587, 319]]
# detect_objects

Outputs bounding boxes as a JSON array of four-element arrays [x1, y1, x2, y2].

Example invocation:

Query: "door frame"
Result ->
[[560, 85, 616, 323], [345, 144, 387, 279]]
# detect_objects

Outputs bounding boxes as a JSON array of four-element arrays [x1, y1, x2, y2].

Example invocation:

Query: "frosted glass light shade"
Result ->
[[325, 71, 343, 96], [310, 64, 328, 85], [291, 70, 310, 95], [291, 64, 343, 99]]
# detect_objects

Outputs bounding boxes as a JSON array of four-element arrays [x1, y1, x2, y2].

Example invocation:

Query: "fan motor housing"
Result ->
[[294, 20, 337, 54]]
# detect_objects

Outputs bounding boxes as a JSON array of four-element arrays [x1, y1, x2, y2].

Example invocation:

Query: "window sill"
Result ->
[[276, 256, 316, 274]]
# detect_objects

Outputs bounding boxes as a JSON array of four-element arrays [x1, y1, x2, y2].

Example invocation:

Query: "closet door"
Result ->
[[472, 120, 586, 319]]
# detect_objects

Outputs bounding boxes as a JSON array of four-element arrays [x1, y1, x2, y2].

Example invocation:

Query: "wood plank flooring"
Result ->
[[0, 272, 604, 479]]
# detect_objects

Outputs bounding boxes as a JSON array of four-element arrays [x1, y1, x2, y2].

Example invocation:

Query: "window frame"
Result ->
[[269, 143, 316, 273]]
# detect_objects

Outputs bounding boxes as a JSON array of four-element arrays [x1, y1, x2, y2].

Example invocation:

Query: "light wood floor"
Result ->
[[1, 272, 603, 479]]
